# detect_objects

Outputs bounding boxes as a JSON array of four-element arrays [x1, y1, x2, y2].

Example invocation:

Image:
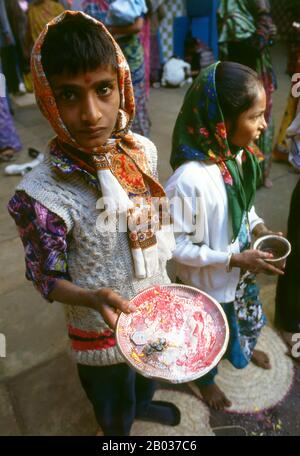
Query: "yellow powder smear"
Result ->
[[131, 350, 144, 364]]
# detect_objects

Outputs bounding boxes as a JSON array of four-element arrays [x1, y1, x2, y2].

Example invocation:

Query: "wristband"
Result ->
[[226, 253, 233, 273]]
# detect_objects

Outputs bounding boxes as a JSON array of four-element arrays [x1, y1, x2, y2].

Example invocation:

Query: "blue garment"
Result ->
[[84, 0, 147, 26], [70, 0, 84, 10], [0, 93, 22, 151], [84, 3, 108, 23], [195, 213, 266, 387], [106, 0, 147, 26], [0, 61, 22, 152]]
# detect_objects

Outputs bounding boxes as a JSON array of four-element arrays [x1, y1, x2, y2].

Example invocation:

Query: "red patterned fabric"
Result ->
[[30, 10, 173, 280], [30, 10, 165, 197], [68, 325, 117, 351]]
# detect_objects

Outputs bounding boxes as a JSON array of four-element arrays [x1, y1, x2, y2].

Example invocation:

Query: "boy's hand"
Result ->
[[89, 288, 136, 330], [230, 250, 284, 275], [48, 280, 136, 330]]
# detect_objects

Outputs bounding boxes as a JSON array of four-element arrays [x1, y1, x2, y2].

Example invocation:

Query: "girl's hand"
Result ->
[[230, 249, 284, 275], [252, 223, 283, 239], [89, 288, 136, 330]]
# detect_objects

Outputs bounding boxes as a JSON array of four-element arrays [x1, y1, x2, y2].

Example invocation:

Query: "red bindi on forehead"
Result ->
[[84, 74, 92, 84]]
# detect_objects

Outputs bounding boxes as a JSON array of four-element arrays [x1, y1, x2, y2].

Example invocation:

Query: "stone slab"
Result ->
[[8, 353, 96, 436], [0, 383, 21, 436], [0, 282, 68, 380]]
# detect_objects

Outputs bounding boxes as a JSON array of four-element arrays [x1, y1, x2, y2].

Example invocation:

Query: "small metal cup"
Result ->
[[253, 235, 291, 270]]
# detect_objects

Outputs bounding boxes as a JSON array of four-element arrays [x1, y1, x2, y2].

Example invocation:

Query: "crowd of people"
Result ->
[[0, 0, 167, 163], [1, 0, 299, 436], [0, 0, 297, 179]]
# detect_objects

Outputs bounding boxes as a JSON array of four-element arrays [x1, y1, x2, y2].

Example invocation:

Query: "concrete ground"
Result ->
[[0, 43, 299, 436]]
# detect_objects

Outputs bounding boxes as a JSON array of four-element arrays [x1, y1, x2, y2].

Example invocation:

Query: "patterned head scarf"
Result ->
[[31, 10, 174, 278], [31, 9, 135, 152], [170, 62, 262, 241]]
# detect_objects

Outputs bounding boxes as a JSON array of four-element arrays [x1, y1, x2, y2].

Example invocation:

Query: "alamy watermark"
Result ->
[[291, 73, 300, 98], [291, 333, 300, 359], [94, 196, 205, 240], [0, 73, 6, 98], [0, 333, 6, 358]]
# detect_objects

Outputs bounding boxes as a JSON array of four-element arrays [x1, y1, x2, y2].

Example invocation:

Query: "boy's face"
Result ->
[[49, 65, 120, 149]]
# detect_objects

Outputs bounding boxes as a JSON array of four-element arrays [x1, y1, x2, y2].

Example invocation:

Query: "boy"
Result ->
[[8, 11, 179, 436]]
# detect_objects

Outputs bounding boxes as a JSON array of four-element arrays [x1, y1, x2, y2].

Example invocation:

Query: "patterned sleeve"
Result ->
[[7, 191, 70, 302]]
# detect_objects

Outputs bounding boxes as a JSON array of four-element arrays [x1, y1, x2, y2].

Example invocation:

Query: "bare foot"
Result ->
[[263, 177, 273, 189], [279, 330, 300, 360], [188, 382, 232, 411], [0, 148, 16, 162], [279, 330, 294, 349], [251, 349, 271, 369]]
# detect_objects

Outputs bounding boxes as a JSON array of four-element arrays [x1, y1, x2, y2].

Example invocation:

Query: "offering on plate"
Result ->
[[116, 284, 229, 383]]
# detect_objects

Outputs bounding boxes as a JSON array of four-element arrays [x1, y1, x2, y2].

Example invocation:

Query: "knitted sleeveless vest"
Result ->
[[16, 135, 170, 366]]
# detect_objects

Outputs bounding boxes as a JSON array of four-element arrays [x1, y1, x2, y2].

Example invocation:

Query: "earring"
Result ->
[[114, 109, 129, 134]]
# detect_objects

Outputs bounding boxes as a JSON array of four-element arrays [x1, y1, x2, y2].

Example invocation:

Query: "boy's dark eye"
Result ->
[[96, 84, 113, 97], [59, 89, 77, 101]]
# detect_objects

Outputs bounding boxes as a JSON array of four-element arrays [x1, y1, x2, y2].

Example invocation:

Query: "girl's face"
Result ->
[[226, 87, 267, 148], [49, 65, 120, 149]]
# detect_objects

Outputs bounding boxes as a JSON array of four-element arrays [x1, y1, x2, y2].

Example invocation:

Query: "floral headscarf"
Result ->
[[31, 10, 174, 278], [170, 62, 262, 241]]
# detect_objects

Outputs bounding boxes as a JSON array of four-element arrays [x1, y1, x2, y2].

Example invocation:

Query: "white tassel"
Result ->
[[97, 169, 133, 214], [94, 146, 175, 278], [156, 227, 176, 262], [131, 248, 147, 279], [143, 244, 160, 277]]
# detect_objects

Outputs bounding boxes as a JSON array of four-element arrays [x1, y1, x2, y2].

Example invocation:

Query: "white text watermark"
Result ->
[[94, 196, 204, 239], [0, 333, 6, 358], [291, 333, 300, 359], [0, 73, 6, 97]]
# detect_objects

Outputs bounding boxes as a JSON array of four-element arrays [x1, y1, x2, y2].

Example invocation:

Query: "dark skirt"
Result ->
[[275, 178, 300, 332]]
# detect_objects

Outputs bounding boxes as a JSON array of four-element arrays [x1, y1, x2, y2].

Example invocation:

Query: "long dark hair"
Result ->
[[216, 61, 263, 131]]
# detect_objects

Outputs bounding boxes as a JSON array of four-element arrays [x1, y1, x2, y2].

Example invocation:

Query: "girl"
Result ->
[[166, 61, 284, 411], [8, 11, 178, 435]]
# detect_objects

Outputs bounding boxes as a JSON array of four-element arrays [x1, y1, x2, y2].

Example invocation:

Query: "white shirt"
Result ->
[[165, 158, 264, 303], [162, 58, 191, 87], [18, 1, 28, 12]]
